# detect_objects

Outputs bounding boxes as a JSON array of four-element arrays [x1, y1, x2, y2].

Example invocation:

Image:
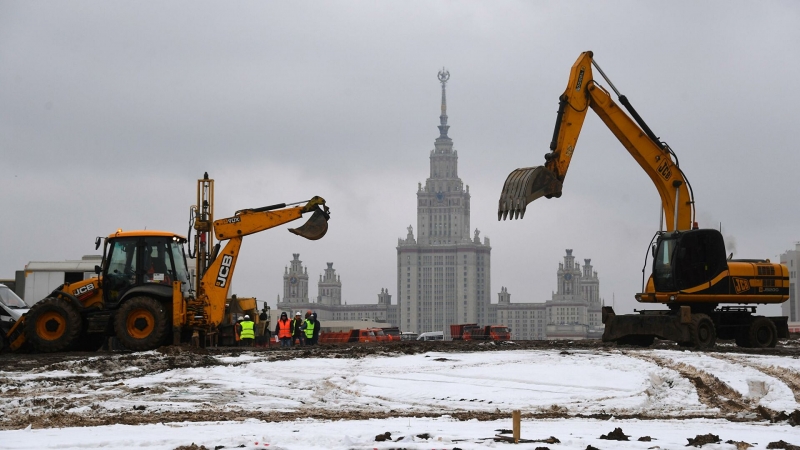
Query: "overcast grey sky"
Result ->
[[2, 1, 798, 316]]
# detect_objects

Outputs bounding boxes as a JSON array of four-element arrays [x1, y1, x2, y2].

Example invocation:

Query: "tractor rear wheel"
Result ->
[[24, 297, 83, 352], [114, 296, 169, 351], [748, 317, 777, 349], [690, 314, 716, 349]]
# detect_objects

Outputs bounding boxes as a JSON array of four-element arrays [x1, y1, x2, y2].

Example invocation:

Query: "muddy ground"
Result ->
[[1, 338, 799, 431]]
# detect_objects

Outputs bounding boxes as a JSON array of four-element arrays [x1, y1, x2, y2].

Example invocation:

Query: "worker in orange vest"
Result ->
[[234, 317, 243, 346], [274, 311, 293, 348]]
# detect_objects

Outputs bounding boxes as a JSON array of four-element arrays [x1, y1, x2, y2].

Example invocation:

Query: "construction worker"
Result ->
[[239, 315, 255, 347], [275, 312, 293, 347], [292, 311, 305, 346], [303, 312, 316, 345], [311, 312, 320, 345], [234, 317, 243, 346]]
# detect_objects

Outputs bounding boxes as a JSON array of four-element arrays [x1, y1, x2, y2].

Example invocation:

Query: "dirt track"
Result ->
[[1, 338, 799, 430]]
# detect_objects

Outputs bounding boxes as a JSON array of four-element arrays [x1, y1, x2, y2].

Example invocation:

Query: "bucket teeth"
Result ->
[[497, 166, 562, 221]]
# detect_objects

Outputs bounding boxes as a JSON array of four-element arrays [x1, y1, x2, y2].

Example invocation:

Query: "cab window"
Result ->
[[106, 238, 138, 302], [170, 241, 191, 292], [143, 238, 173, 285]]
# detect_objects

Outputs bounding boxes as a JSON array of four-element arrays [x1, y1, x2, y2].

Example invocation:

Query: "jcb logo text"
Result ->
[[216, 255, 234, 287], [73, 284, 95, 298], [657, 160, 672, 181], [732, 277, 750, 294]]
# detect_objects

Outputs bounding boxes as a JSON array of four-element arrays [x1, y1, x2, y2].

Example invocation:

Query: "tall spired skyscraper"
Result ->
[[397, 69, 492, 335]]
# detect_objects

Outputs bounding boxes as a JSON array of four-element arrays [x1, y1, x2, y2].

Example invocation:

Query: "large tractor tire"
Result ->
[[114, 296, 169, 351], [24, 297, 83, 352], [748, 317, 777, 349], [690, 314, 716, 349]]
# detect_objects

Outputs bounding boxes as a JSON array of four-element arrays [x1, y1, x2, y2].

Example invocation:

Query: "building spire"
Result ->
[[437, 67, 450, 138]]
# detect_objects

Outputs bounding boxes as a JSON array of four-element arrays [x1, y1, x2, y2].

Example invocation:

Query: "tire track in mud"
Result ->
[[631, 352, 756, 417], [712, 353, 800, 403]]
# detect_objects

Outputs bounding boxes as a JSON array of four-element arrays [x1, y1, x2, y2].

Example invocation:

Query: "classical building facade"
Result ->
[[493, 249, 603, 340], [397, 69, 491, 337], [278, 254, 397, 324]]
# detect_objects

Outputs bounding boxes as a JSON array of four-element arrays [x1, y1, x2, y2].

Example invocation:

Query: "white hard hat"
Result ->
[[244, 315, 250, 320], [295, 311, 301, 316]]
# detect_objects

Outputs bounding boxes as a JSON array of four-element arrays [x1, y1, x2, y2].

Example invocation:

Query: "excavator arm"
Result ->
[[498, 51, 694, 232], [189, 196, 330, 328]]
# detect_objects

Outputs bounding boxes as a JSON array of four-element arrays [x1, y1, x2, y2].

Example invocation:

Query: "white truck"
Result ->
[[0, 284, 29, 351]]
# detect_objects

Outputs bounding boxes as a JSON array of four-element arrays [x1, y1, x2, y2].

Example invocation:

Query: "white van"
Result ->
[[417, 331, 444, 341], [400, 332, 418, 341]]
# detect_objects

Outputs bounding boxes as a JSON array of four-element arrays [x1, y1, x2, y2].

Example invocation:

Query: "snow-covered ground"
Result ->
[[1, 345, 799, 449]]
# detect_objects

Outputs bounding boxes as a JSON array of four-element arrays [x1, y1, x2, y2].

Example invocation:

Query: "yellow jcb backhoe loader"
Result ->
[[4, 173, 330, 352], [499, 51, 789, 349]]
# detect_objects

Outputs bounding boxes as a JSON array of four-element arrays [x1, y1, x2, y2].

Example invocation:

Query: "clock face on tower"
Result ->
[[289, 276, 298, 285], [436, 192, 444, 202], [564, 273, 572, 281]]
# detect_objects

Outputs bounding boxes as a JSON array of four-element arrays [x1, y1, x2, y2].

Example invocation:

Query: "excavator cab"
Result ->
[[652, 229, 728, 293], [102, 232, 190, 305]]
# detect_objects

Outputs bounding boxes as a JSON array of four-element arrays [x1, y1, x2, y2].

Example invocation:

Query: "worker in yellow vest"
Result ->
[[303, 311, 319, 345], [239, 315, 255, 347]]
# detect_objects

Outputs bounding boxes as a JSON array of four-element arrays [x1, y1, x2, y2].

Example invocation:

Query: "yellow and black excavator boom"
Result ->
[[498, 51, 695, 232]]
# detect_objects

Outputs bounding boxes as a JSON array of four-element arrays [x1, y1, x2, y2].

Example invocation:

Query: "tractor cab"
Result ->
[[652, 229, 728, 293], [100, 231, 190, 305]]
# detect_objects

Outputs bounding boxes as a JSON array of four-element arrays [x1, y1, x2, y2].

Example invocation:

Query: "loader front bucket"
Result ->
[[497, 166, 563, 220], [288, 206, 330, 240]]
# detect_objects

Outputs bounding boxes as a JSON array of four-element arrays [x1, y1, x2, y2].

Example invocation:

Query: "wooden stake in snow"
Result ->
[[512, 409, 521, 444]]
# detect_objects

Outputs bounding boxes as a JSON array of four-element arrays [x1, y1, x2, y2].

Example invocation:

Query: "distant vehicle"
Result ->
[[381, 327, 401, 341], [369, 328, 389, 342], [399, 332, 418, 341], [417, 331, 444, 341], [450, 323, 511, 341], [319, 328, 376, 344], [0, 284, 29, 351]]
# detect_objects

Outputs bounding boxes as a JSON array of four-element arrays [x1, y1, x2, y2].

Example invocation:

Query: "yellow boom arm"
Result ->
[[498, 51, 694, 231], [190, 197, 330, 327]]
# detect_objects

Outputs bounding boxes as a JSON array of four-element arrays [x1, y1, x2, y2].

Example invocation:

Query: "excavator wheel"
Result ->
[[23, 297, 83, 353], [747, 317, 777, 349], [689, 314, 716, 349], [114, 296, 169, 351]]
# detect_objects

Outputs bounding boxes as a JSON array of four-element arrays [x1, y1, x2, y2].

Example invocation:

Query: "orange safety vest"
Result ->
[[277, 319, 293, 338]]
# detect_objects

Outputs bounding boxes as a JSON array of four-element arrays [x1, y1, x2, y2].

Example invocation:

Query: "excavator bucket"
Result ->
[[288, 206, 330, 240], [497, 166, 563, 220]]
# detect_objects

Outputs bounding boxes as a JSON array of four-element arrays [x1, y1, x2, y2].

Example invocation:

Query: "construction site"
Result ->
[[1, 338, 800, 449], [3, 2, 800, 449]]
